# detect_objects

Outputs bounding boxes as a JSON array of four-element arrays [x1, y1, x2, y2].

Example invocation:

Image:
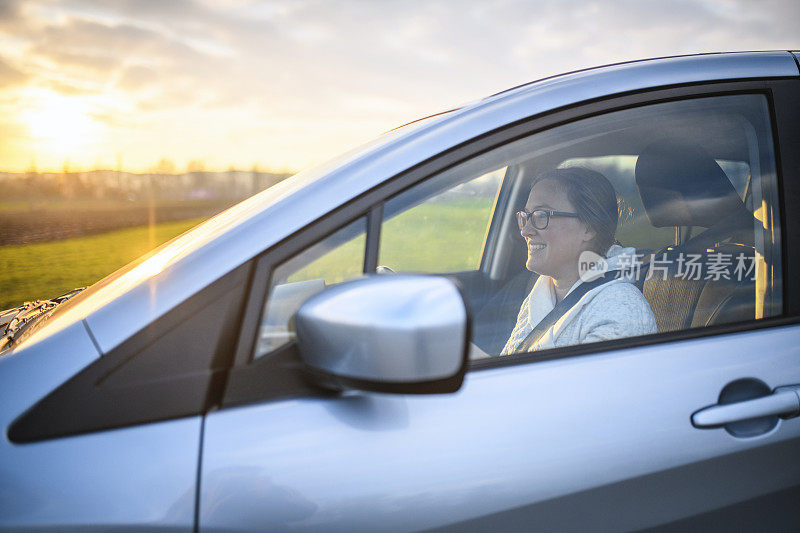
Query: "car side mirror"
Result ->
[[295, 275, 469, 394]]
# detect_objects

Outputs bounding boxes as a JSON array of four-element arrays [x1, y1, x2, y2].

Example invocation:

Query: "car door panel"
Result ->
[[434, 440, 800, 533], [0, 322, 201, 532], [0, 418, 201, 532], [199, 323, 800, 531]]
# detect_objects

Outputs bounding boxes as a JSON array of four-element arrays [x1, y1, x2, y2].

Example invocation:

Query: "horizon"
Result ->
[[0, 164, 297, 175]]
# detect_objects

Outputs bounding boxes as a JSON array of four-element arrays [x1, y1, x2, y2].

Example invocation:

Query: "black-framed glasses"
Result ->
[[516, 209, 579, 230]]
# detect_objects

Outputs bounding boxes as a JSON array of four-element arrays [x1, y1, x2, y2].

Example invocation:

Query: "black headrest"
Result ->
[[635, 140, 745, 228]]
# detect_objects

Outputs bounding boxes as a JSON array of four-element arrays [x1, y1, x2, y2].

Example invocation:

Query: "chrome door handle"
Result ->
[[692, 385, 800, 428]]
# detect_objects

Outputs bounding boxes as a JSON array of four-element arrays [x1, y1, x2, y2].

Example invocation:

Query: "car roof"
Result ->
[[22, 51, 799, 354]]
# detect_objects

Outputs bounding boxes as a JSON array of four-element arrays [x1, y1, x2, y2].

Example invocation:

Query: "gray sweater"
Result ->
[[501, 245, 657, 355]]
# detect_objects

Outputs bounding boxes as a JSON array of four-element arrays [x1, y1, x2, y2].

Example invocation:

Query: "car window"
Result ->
[[380, 94, 781, 359], [253, 217, 366, 359], [557, 156, 752, 252], [378, 167, 505, 273], [556, 155, 674, 253]]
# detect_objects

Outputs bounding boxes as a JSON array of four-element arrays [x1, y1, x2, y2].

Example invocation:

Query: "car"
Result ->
[[1, 51, 799, 532]]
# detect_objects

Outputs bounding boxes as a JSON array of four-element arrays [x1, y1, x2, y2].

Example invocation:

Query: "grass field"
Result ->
[[0, 199, 493, 312], [0, 218, 204, 310], [1, 196, 674, 312], [0, 199, 233, 245], [380, 198, 494, 272], [285, 199, 495, 286]]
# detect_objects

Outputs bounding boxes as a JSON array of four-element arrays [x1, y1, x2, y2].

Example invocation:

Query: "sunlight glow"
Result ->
[[23, 92, 102, 157]]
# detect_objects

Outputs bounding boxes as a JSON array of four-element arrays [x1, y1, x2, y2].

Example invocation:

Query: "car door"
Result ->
[[198, 80, 800, 532], [0, 263, 250, 532], [0, 324, 202, 533]]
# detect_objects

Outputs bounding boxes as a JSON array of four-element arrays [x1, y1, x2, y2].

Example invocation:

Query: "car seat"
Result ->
[[634, 139, 758, 332]]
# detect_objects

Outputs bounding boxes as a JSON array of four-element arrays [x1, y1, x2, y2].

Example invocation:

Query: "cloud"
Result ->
[[35, 48, 120, 72], [118, 64, 158, 91], [0, 57, 28, 88], [30, 17, 202, 72], [39, 17, 160, 53], [42, 79, 97, 95], [0, 0, 24, 25], [26, 0, 793, 112], [0, 0, 797, 172]]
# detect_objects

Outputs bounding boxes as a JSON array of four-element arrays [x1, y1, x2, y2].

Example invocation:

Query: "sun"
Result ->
[[23, 92, 100, 158]]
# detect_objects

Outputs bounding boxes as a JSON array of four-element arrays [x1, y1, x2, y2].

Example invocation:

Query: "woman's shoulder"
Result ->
[[581, 280, 656, 328], [591, 279, 648, 303]]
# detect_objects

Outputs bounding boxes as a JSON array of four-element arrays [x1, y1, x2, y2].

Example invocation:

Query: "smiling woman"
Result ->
[[501, 168, 657, 355]]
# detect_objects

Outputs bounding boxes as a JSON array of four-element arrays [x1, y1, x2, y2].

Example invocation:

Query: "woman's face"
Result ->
[[521, 179, 595, 280]]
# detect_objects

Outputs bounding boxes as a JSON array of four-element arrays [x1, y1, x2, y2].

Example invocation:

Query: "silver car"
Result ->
[[2, 51, 799, 532]]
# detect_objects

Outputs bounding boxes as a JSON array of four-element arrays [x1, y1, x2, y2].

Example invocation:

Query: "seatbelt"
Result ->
[[516, 271, 618, 353]]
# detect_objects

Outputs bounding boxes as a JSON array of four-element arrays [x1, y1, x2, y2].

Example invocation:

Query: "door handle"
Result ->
[[692, 385, 800, 428]]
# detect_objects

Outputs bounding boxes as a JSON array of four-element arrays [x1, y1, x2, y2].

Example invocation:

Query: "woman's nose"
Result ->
[[521, 221, 538, 238]]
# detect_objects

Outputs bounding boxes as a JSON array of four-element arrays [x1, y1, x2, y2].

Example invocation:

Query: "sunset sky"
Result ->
[[0, 0, 796, 174]]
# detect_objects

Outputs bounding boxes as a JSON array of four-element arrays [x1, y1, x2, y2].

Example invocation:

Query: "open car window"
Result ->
[[378, 94, 781, 358]]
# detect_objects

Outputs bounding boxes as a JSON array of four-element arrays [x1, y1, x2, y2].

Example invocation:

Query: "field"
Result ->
[[379, 199, 494, 272], [0, 199, 233, 245], [287, 199, 494, 285], [1, 195, 672, 311], [0, 219, 204, 310]]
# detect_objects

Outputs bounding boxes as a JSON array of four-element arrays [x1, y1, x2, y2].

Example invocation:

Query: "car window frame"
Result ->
[[221, 78, 800, 408]]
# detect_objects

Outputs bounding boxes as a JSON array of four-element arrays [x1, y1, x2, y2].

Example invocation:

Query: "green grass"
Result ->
[[281, 199, 494, 288], [0, 218, 205, 310], [380, 198, 495, 272], [1, 196, 675, 312], [288, 234, 366, 285]]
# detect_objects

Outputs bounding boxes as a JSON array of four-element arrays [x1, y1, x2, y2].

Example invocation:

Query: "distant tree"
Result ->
[[187, 159, 209, 194], [251, 163, 261, 195], [155, 158, 177, 174], [186, 160, 206, 173]]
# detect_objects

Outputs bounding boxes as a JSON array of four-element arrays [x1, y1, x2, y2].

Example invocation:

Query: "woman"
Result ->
[[500, 167, 656, 355]]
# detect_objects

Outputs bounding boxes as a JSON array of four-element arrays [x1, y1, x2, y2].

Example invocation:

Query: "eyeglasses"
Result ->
[[516, 209, 579, 230]]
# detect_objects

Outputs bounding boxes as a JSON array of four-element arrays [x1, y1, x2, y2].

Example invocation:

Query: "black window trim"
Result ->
[[364, 204, 383, 273], [10, 261, 252, 442], [222, 77, 800, 408], [481, 164, 523, 277]]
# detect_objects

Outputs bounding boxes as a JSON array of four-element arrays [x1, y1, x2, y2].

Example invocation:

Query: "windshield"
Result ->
[[15, 112, 452, 349]]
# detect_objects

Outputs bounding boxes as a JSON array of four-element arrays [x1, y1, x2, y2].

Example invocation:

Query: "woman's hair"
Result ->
[[533, 167, 619, 255]]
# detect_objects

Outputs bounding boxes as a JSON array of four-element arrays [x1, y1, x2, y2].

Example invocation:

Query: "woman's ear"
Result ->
[[581, 223, 596, 243]]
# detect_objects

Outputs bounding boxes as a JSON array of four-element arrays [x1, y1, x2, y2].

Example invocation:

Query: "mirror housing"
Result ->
[[295, 275, 469, 394]]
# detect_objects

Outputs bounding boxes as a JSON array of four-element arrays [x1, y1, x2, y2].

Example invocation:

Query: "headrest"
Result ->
[[635, 140, 745, 228]]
